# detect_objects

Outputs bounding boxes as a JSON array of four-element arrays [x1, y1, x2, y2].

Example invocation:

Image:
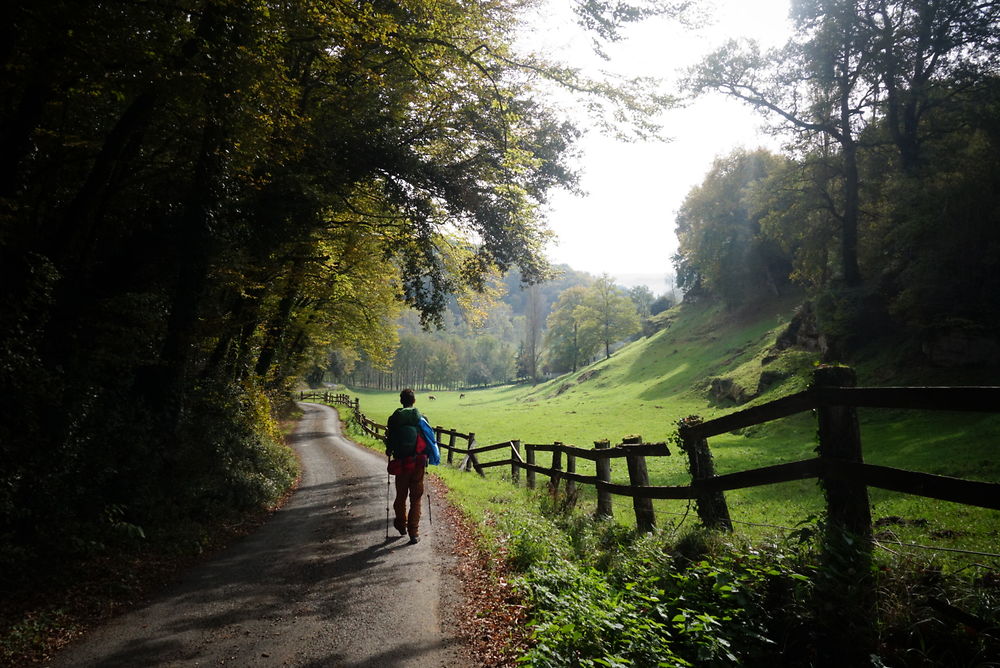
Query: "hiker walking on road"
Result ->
[[385, 389, 440, 543]]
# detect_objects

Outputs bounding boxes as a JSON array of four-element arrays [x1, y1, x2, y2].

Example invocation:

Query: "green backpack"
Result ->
[[386, 407, 421, 458]]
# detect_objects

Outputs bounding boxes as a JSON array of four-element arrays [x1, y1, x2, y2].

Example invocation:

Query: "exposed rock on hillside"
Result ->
[[553, 382, 573, 396], [775, 302, 827, 355], [709, 377, 752, 404]]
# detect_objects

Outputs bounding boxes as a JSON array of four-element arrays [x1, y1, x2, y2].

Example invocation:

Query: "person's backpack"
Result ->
[[386, 406, 421, 458]]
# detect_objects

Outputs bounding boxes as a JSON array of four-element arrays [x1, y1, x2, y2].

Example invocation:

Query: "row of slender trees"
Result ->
[[336, 271, 660, 389]]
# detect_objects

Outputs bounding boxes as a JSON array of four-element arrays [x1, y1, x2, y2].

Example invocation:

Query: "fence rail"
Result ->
[[299, 375, 1000, 528], [299, 376, 999, 660]]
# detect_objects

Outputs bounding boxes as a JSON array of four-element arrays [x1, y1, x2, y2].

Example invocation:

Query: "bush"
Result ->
[[497, 498, 816, 667], [162, 383, 299, 525]]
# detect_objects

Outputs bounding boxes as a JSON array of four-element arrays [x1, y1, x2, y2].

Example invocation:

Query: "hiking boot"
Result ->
[[393, 518, 406, 535], [408, 535, 419, 544]]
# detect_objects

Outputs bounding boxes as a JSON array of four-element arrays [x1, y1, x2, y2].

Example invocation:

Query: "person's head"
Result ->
[[400, 388, 415, 407]]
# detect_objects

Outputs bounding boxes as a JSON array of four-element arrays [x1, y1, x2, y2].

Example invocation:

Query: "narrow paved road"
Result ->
[[50, 402, 468, 667]]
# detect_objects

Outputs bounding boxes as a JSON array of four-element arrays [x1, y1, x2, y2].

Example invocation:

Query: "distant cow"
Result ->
[[459, 393, 465, 399], [428, 395, 436, 400]]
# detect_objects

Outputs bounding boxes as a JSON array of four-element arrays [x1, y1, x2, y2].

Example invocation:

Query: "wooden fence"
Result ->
[[301, 372, 999, 661], [300, 369, 1000, 539]]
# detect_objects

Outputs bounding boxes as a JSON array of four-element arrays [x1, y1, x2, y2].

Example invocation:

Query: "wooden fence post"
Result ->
[[549, 443, 563, 493], [623, 436, 656, 533], [678, 419, 733, 532], [814, 365, 872, 540], [594, 440, 613, 519], [464, 433, 483, 476], [511, 440, 521, 485], [525, 444, 536, 489], [813, 365, 874, 666], [447, 430, 456, 465], [565, 450, 577, 503]]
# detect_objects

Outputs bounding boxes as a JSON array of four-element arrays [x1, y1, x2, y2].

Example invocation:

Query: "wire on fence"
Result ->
[[652, 506, 798, 534], [648, 506, 1000, 560]]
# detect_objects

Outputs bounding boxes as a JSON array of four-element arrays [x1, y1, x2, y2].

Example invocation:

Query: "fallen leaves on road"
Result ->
[[430, 477, 530, 668]]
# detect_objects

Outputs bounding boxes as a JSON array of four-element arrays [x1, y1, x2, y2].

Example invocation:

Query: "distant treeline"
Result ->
[[330, 271, 674, 390]]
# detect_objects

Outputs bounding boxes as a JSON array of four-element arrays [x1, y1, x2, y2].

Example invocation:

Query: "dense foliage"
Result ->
[[678, 0, 1000, 361], [0, 0, 652, 578], [503, 505, 1000, 667], [414, 459, 1000, 668], [673, 149, 794, 307]]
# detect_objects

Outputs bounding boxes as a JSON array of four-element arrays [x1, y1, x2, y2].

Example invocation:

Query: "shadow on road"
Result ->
[[53, 401, 461, 668]]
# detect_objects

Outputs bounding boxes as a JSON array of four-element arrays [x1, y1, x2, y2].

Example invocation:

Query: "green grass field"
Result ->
[[332, 298, 1000, 567]]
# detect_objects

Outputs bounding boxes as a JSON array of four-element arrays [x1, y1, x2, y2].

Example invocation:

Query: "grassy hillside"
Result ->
[[343, 296, 1000, 562]]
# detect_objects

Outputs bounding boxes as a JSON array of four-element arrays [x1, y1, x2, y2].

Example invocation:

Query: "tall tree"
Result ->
[[627, 285, 656, 318], [545, 285, 599, 373], [580, 275, 641, 359], [673, 149, 793, 306], [863, 0, 1000, 173], [689, 0, 1000, 289], [522, 284, 545, 383], [689, 0, 882, 286]]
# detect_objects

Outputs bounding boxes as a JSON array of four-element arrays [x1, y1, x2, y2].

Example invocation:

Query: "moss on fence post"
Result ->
[[595, 440, 613, 519], [813, 364, 875, 666], [677, 417, 733, 532], [623, 435, 656, 533]]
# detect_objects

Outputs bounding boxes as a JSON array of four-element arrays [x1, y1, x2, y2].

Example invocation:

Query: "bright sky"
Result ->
[[525, 0, 793, 295]]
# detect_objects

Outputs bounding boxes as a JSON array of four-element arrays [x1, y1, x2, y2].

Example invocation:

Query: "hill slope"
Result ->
[[350, 295, 1000, 555]]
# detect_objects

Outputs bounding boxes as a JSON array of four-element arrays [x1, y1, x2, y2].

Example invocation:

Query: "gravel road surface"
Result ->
[[50, 402, 468, 667]]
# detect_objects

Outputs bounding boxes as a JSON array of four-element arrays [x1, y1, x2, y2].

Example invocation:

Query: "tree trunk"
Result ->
[[158, 118, 222, 409], [53, 89, 159, 268], [255, 257, 306, 380], [840, 138, 862, 286]]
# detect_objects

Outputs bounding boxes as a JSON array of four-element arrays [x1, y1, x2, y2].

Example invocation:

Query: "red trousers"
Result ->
[[392, 461, 425, 537]]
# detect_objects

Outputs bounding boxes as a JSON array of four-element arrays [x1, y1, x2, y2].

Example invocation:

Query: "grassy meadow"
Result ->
[[336, 298, 1000, 567]]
